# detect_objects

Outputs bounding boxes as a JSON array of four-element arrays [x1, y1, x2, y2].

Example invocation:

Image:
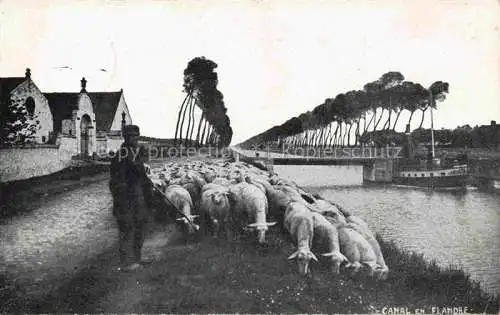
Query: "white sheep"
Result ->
[[337, 225, 378, 276], [164, 184, 199, 234], [228, 182, 276, 244], [312, 199, 347, 225], [311, 212, 348, 275], [284, 201, 318, 275], [346, 215, 389, 279], [199, 185, 232, 240]]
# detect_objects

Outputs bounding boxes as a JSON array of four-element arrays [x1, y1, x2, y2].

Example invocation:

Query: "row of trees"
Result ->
[[174, 57, 233, 147], [241, 71, 449, 149], [413, 124, 500, 149]]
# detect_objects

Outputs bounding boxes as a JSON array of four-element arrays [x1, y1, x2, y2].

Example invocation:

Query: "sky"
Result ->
[[0, 0, 499, 144]]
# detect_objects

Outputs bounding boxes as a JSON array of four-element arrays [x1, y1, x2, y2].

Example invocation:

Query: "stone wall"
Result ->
[[0, 145, 74, 183], [106, 136, 124, 154], [58, 135, 77, 154], [362, 159, 394, 183]]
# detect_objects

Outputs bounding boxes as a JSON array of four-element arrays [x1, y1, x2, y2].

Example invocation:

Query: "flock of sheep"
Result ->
[[146, 159, 389, 279]]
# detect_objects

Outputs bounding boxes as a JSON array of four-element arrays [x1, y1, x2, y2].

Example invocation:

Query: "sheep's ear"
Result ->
[[288, 252, 298, 260], [321, 252, 335, 257], [310, 252, 319, 262], [266, 222, 277, 227], [247, 223, 258, 228]]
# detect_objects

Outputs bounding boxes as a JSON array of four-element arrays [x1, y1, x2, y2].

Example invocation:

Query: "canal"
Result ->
[[274, 165, 500, 295]]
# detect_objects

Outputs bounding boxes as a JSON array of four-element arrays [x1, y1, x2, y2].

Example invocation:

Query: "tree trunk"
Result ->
[[338, 122, 343, 146], [324, 123, 332, 148], [206, 125, 213, 145], [185, 96, 194, 143], [189, 99, 197, 143], [174, 93, 190, 144], [347, 122, 353, 147], [331, 124, 339, 147], [200, 119, 209, 146], [364, 111, 375, 134], [318, 127, 325, 147], [374, 108, 384, 130], [418, 108, 427, 129], [330, 123, 338, 146], [354, 120, 360, 146], [392, 110, 402, 131], [407, 110, 415, 127], [195, 112, 205, 146], [179, 94, 192, 145]]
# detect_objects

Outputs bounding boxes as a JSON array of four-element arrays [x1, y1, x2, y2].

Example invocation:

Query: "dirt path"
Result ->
[[0, 174, 191, 312]]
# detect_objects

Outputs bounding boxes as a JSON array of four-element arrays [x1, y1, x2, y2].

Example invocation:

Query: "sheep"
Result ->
[[199, 186, 232, 240], [164, 184, 199, 234], [312, 199, 347, 225], [245, 176, 321, 219], [228, 182, 276, 244], [311, 212, 348, 274], [181, 172, 207, 211], [284, 201, 318, 275], [345, 215, 389, 280], [337, 225, 378, 276], [212, 177, 236, 187], [201, 170, 217, 183]]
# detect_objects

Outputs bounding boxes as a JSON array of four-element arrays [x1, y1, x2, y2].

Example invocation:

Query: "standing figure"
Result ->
[[109, 124, 152, 271]]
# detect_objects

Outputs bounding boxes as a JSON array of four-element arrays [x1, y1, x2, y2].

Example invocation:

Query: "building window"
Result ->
[[25, 97, 35, 118], [441, 172, 446, 176], [42, 136, 46, 143], [421, 173, 425, 177], [430, 173, 434, 177], [69, 130, 72, 136]]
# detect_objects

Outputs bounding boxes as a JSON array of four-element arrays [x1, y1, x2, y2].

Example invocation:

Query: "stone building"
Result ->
[[0, 68, 133, 156], [0, 68, 53, 144]]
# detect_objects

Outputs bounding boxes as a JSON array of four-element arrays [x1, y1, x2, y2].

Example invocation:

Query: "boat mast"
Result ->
[[429, 90, 435, 159]]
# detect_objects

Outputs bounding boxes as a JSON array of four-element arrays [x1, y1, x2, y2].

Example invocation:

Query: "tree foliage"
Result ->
[[174, 57, 233, 147], [0, 98, 41, 147]]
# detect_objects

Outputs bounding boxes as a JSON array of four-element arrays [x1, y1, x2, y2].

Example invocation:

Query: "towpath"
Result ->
[[0, 172, 183, 312]]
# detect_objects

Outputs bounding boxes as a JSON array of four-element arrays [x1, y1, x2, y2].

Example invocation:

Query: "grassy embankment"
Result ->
[[2, 221, 498, 313]]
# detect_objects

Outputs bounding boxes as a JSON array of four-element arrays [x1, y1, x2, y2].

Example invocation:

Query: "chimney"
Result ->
[[491, 120, 496, 127], [25, 68, 31, 79], [80, 77, 87, 93]]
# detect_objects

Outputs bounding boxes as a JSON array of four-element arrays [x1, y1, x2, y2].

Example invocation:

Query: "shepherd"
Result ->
[[109, 124, 153, 271]]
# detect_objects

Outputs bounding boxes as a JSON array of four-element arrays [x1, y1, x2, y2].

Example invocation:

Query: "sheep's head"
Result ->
[[288, 249, 318, 275], [246, 222, 277, 244], [176, 216, 200, 234], [211, 191, 229, 205], [322, 251, 348, 275]]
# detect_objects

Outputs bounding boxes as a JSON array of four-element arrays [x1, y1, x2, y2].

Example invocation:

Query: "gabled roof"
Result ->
[[0, 77, 25, 105], [44, 93, 80, 133], [88, 91, 122, 131]]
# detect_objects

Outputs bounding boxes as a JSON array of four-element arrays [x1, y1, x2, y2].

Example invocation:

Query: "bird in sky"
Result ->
[[53, 65, 72, 70]]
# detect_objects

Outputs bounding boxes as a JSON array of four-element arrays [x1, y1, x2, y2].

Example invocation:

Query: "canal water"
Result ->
[[274, 165, 500, 295]]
